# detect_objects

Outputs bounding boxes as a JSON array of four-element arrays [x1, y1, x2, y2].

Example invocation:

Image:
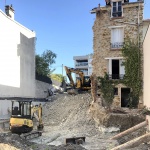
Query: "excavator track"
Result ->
[[21, 131, 42, 140]]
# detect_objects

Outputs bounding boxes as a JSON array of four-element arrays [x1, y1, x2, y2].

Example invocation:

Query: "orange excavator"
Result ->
[[64, 66, 91, 94]]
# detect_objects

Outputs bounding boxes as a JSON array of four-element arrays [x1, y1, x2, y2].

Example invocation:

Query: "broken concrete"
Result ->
[[0, 93, 149, 150]]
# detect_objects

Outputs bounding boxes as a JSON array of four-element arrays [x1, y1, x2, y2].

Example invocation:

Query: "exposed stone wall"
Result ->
[[92, 2, 144, 107]]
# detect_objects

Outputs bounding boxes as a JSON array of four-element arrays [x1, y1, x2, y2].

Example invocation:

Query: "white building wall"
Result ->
[[144, 25, 150, 108], [88, 55, 93, 76], [0, 10, 36, 98], [73, 54, 93, 77]]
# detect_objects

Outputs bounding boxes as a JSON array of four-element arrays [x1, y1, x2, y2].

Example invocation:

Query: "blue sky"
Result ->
[[0, 0, 150, 75]]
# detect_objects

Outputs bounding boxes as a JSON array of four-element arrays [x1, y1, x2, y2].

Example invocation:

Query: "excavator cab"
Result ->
[[76, 77, 82, 89], [83, 76, 91, 87], [10, 100, 33, 133]]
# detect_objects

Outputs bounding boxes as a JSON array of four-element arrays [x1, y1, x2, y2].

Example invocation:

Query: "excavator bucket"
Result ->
[[65, 136, 85, 145], [37, 124, 44, 131]]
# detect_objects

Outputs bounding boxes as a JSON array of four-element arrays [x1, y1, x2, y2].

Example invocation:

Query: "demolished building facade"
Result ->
[[91, 0, 144, 107]]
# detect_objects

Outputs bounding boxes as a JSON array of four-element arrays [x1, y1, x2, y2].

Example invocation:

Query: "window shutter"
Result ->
[[120, 59, 125, 75], [111, 28, 124, 43]]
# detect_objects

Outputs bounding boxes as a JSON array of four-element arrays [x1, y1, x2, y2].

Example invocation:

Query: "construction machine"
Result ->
[[9, 100, 44, 138], [64, 66, 91, 94]]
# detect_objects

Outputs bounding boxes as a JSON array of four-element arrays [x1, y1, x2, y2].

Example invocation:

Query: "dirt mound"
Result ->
[[37, 93, 118, 149]]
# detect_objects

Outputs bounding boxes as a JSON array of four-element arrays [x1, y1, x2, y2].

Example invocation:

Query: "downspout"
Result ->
[[137, 2, 140, 78]]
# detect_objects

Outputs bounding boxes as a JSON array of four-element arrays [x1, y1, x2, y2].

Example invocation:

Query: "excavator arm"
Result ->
[[69, 68, 84, 86], [31, 103, 43, 130], [64, 66, 76, 88]]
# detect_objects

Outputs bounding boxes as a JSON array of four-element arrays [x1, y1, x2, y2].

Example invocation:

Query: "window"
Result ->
[[112, 1, 122, 18], [111, 27, 124, 49], [107, 59, 125, 80], [114, 88, 118, 95]]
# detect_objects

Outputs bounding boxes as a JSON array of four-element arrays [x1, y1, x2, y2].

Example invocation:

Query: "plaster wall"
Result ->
[[143, 25, 150, 108], [0, 10, 36, 98]]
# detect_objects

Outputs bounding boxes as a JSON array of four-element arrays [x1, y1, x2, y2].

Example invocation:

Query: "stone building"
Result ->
[[91, 0, 144, 107]]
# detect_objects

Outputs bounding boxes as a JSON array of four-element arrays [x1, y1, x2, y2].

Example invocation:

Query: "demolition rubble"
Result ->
[[0, 92, 150, 150]]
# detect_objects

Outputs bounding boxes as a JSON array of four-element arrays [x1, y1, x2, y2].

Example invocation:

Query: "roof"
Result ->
[[143, 19, 150, 22], [90, 1, 144, 14], [0, 9, 35, 35]]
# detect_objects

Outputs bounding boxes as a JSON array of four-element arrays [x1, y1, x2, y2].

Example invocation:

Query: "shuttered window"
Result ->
[[111, 27, 124, 49]]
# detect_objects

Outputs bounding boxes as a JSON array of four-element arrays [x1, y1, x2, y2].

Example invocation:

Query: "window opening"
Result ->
[[112, 60, 119, 79], [121, 88, 130, 107], [114, 88, 118, 95], [112, 1, 122, 17], [111, 27, 124, 49]]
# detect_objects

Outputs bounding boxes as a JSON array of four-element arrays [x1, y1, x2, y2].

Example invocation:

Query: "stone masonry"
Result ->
[[91, 1, 144, 107]]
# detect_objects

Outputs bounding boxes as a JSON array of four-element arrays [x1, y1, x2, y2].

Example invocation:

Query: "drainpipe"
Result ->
[[137, 2, 140, 78]]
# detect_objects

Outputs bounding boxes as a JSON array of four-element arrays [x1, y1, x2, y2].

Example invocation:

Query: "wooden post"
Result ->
[[111, 132, 150, 150], [110, 121, 147, 140]]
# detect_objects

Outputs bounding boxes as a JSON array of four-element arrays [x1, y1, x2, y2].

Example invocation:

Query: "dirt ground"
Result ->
[[0, 93, 150, 150]]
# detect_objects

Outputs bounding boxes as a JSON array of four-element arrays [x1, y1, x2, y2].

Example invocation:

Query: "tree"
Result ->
[[36, 50, 57, 76], [98, 73, 115, 107], [50, 74, 67, 82]]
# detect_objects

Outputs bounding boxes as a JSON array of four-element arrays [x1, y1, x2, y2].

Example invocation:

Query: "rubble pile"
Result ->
[[0, 132, 86, 150], [0, 92, 150, 150], [37, 93, 118, 149]]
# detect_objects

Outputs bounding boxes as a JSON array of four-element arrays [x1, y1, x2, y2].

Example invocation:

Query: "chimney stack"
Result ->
[[5, 4, 15, 20]]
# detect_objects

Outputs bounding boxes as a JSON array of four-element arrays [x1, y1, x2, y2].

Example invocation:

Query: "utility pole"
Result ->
[[62, 64, 63, 76]]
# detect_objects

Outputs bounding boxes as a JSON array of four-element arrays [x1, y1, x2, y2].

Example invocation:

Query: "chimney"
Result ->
[[5, 4, 15, 20]]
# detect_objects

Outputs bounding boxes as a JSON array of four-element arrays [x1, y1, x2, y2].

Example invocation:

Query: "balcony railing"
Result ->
[[112, 11, 122, 17], [75, 62, 88, 67], [109, 74, 124, 80], [111, 42, 124, 49]]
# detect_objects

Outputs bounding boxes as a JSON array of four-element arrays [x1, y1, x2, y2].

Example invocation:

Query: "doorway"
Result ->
[[121, 88, 130, 107]]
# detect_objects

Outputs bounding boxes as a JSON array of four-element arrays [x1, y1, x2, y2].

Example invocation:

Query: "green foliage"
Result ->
[[97, 39, 142, 108], [50, 74, 66, 82], [98, 73, 115, 107], [122, 39, 142, 107], [42, 50, 57, 66], [36, 50, 57, 76]]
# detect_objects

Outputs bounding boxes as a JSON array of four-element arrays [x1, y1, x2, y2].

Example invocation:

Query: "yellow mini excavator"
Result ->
[[9, 100, 43, 138], [64, 66, 91, 94]]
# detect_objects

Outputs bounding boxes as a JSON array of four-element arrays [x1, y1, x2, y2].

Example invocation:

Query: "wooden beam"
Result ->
[[110, 121, 147, 140], [111, 132, 150, 150]]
